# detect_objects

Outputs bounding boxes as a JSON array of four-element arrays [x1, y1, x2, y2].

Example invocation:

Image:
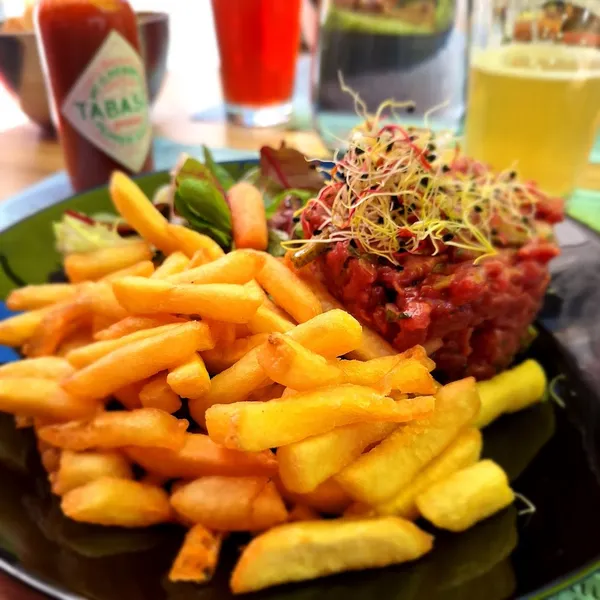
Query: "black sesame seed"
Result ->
[[361, 174, 368, 180], [443, 233, 454, 242], [313, 228, 322, 235], [427, 154, 437, 162], [441, 164, 451, 173], [410, 203, 417, 210], [426, 143, 436, 152], [387, 143, 394, 152], [406, 105, 415, 113], [409, 135, 417, 141], [292, 216, 300, 223], [474, 206, 483, 213], [420, 176, 430, 187], [377, 217, 384, 224], [355, 147, 364, 155], [509, 170, 517, 179]]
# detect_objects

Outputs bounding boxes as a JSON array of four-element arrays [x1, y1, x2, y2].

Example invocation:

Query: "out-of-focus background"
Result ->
[[0, 0, 221, 132]]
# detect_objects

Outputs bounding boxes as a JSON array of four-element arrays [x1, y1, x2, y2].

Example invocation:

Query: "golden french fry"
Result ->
[[109, 171, 178, 254], [6, 283, 78, 311], [375, 428, 483, 519], [416, 460, 514, 532], [0, 307, 51, 347], [189, 309, 363, 424], [206, 385, 434, 452], [0, 357, 75, 380], [287, 504, 321, 522], [112, 277, 263, 323], [188, 248, 212, 268], [230, 517, 433, 593], [65, 240, 153, 283], [40, 444, 61, 474], [202, 334, 269, 374], [52, 449, 133, 495], [140, 372, 182, 413], [23, 297, 91, 358], [204, 319, 237, 346], [277, 477, 352, 515], [375, 359, 438, 395], [475, 360, 547, 428], [100, 259, 155, 282], [67, 323, 186, 368], [82, 281, 129, 322], [278, 422, 398, 494], [14, 415, 33, 429], [167, 250, 265, 285], [140, 472, 170, 487], [258, 334, 344, 391], [167, 223, 225, 260], [246, 383, 285, 402], [339, 348, 434, 383], [171, 477, 287, 531], [247, 305, 296, 335], [93, 315, 186, 341], [125, 433, 277, 478], [0, 379, 97, 421], [167, 354, 210, 400], [256, 255, 322, 323], [62, 476, 172, 527], [57, 329, 94, 357], [169, 524, 222, 583], [64, 322, 213, 400], [113, 381, 144, 410], [37, 408, 188, 451], [291, 265, 397, 360], [335, 378, 480, 505], [151, 252, 190, 279]]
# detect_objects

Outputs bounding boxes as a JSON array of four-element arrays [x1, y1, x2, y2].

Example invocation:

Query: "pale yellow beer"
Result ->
[[465, 43, 600, 197]]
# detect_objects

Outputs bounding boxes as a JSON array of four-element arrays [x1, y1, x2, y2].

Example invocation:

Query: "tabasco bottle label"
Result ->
[[61, 30, 152, 173]]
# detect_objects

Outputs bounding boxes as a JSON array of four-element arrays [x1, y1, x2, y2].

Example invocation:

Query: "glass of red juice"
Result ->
[[211, 0, 302, 127]]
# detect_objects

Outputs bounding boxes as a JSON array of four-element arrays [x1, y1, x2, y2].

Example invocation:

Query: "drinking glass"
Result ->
[[464, 1, 600, 197], [313, 0, 472, 149], [211, 0, 302, 127]]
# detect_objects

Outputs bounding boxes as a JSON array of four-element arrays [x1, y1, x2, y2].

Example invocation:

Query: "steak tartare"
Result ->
[[290, 120, 564, 381]]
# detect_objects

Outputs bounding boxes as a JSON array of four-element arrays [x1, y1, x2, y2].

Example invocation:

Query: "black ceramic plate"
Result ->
[[0, 164, 599, 600]]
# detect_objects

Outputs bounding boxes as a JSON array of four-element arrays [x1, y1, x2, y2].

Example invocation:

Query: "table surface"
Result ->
[[0, 70, 599, 600], [0, 69, 599, 199]]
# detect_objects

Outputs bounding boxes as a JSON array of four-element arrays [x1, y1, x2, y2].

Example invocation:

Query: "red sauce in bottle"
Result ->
[[35, 0, 154, 192]]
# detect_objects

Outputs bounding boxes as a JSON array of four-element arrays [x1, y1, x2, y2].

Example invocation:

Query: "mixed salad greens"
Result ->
[[53, 145, 325, 258]]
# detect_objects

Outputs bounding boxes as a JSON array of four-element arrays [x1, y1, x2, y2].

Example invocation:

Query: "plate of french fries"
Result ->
[[0, 159, 599, 600]]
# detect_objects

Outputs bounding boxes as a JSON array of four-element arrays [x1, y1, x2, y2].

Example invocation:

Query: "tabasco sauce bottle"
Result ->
[[34, 0, 154, 192]]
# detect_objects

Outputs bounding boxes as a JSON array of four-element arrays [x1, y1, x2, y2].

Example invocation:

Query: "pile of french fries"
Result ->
[[0, 171, 547, 594]]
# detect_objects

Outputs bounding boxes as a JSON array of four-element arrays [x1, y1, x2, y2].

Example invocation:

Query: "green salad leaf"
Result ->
[[174, 177, 232, 250], [266, 229, 289, 257], [264, 188, 314, 219], [203, 146, 236, 191], [53, 214, 135, 255]]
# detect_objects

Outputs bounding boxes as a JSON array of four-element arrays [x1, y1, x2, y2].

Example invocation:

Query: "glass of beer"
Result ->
[[464, 1, 600, 198]]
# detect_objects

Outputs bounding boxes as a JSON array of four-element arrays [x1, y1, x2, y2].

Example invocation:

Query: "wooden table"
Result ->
[[0, 113, 599, 201]]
